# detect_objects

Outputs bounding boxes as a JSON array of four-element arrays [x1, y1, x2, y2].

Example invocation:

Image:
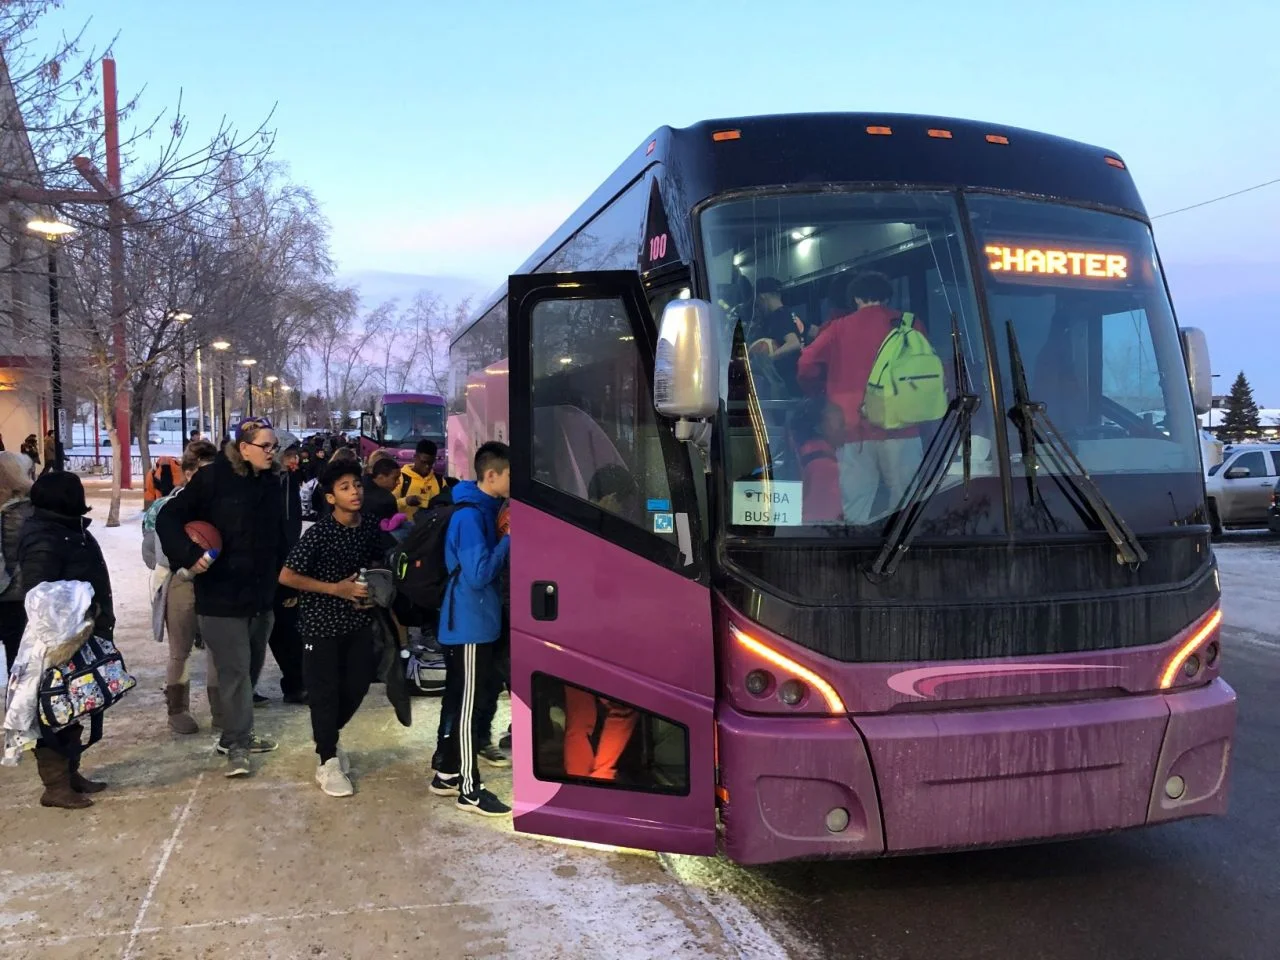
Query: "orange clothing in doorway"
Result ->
[[562, 686, 639, 781]]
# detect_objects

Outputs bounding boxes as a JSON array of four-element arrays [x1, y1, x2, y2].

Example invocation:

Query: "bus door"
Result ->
[[506, 271, 716, 855]]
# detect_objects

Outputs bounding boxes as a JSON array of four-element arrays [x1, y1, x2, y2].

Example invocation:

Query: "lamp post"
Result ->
[[27, 218, 77, 471], [212, 339, 230, 440], [280, 383, 293, 431], [240, 358, 258, 417], [1208, 373, 1222, 433], [169, 311, 192, 440], [265, 375, 279, 424]]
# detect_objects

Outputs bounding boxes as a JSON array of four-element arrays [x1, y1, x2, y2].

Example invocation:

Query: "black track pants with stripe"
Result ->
[[437, 641, 495, 795]]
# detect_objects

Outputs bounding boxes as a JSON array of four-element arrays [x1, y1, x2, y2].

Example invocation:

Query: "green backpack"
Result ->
[[862, 312, 947, 430]]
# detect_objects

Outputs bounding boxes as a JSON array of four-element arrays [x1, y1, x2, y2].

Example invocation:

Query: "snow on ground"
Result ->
[[1213, 538, 1280, 648]]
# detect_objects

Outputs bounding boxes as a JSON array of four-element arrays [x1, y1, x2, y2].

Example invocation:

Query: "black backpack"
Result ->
[[386, 501, 478, 627]]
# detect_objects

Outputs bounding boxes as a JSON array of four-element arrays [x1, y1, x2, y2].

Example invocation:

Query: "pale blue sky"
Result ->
[[34, 1, 1280, 392]]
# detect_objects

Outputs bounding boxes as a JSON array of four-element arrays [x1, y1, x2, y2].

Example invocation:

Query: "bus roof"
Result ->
[[463, 111, 1143, 333], [382, 393, 445, 405]]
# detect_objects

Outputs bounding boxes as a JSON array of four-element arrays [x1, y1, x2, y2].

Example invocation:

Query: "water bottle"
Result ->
[[178, 548, 219, 581], [355, 567, 371, 608]]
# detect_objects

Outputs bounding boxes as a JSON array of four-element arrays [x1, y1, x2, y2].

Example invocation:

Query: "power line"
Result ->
[[1152, 177, 1280, 219]]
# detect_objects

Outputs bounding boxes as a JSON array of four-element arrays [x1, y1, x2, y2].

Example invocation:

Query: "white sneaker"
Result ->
[[316, 757, 354, 797], [336, 745, 350, 775]]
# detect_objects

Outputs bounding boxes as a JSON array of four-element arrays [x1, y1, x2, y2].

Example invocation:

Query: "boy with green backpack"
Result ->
[[796, 271, 946, 524]]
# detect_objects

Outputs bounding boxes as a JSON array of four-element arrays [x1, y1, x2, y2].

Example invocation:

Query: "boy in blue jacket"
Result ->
[[430, 441, 512, 816]]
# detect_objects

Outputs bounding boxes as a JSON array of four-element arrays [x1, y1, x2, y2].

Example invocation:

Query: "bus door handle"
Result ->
[[532, 581, 558, 621]]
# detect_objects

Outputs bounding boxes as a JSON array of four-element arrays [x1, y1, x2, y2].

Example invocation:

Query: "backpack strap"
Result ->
[[399, 473, 412, 498]]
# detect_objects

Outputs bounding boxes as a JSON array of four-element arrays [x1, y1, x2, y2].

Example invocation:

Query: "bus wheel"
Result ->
[[1207, 499, 1224, 541]]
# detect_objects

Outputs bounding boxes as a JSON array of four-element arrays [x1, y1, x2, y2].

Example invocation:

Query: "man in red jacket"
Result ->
[[796, 272, 925, 525]]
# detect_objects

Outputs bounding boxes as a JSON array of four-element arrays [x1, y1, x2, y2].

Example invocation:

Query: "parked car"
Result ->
[[1204, 444, 1280, 534]]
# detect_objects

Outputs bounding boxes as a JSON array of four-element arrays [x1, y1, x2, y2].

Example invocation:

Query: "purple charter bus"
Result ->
[[358, 393, 447, 472], [449, 113, 1233, 864]]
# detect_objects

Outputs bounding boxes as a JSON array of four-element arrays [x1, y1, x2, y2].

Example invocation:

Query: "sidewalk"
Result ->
[[0, 499, 788, 960]]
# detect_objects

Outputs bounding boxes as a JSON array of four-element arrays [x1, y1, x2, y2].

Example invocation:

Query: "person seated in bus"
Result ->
[[397, 439, 441, 522], [1032, 309, 1088, 434], [560, 465, 641, 782], [789, 398, 845, 523], [796, 271, 926, 525]]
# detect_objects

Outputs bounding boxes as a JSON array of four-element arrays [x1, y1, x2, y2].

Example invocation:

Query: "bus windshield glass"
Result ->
[[700, 191, 1004, 540], [700, 190, 1202, 541], [967, 194, 1202, 503], [382, 402, 445, 447]]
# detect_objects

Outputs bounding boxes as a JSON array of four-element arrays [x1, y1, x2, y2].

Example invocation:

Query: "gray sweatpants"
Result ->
[[198, 612, 274, 750]]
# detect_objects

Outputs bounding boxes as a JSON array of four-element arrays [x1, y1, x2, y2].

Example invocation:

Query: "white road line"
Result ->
[[121, 772, 204, 960]]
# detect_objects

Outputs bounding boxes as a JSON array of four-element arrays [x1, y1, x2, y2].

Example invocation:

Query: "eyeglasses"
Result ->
[[245, 441, 280, 454]]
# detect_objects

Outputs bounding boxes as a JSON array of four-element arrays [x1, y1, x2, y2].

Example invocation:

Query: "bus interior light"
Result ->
[[712, 129, 741, 142], [730, 624, 846, 713], [866, 125, 893, 136], [986, 134, 1011, 145], [1159, 607, 1222, 689]]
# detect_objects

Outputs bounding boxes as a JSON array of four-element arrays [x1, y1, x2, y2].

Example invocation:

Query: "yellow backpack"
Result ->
[[862, 312, 947, 430]]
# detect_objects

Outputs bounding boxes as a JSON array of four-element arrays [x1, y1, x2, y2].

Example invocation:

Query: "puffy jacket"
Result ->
[[17, 507, 114, 639], [0, 496, 34, 602], [397, 466, 441, 521], [796, 304, 923, 443], [438, 481, 510, 646], [155, 441, 288, 618]]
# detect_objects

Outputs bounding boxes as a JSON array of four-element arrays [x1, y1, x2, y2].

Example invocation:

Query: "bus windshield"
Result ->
[[382, 402, 445, 447], [700, 190, 1201, 541], [701, 190, 1003, 540]]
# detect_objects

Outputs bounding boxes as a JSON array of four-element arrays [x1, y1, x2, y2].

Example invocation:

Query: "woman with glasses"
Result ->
[[156, 417, 289, 778]]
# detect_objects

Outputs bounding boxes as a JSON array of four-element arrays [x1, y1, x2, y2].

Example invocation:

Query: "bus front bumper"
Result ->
[[716, 678, 1236, 865]]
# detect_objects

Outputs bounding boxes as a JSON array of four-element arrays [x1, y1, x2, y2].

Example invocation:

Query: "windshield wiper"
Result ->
[[1004, 320, 1147, 567], [869, 315, 980, 579]]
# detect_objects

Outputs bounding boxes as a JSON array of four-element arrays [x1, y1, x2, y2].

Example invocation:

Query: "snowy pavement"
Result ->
[[1212, 537, 1280, 648], [0, 499, 789, 960]]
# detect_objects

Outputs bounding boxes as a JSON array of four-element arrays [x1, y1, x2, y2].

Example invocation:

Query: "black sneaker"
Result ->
[[429, 773, 460, 797], [216, 734, 278, 756], [478, 745, 511, 768], [253, 693, 269, 707], [282, 690, 309, 705], [457, 788, 511, 817], [499, 729, 512, 750], [225, 748, 251, 778]]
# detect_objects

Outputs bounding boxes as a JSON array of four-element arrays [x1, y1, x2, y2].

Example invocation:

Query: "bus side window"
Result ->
[[529, 297, 677, 539]]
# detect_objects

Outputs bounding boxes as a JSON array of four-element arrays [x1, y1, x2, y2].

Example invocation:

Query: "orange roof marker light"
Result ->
[[730, 624, 846, 713], [712, 129, 741, 142], [1105, 155, 1126, 169], [866, 125, 893, 136], [927, 128, 953, 139], [986, 134, 1011, 145], [1160, 607, 1223, 689]]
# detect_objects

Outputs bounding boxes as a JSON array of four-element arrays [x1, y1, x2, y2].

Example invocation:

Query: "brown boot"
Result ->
[[69, 750, 107, 793], [208, 684, 224, 730], [36, 747, 93, 809], [166, 683, 199, 735]]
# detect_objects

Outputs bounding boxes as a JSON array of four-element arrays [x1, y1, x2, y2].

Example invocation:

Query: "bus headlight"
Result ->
[[778, 679, 806, 706], [745, 670, 771, 696]]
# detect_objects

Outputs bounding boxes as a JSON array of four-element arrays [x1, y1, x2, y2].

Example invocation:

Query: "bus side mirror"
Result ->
[[1180, 326, 1212, 416], [654, 299, 719, 436], [359, 412, 374, 437]]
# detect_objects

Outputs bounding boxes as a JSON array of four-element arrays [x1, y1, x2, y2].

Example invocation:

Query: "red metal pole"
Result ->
[[103, 58, 131, 488]]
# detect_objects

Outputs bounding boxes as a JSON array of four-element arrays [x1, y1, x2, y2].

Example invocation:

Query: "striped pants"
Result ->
[[436, 642, 495, 796]]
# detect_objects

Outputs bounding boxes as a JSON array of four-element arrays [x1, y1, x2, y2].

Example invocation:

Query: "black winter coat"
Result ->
[[155, 442, 288, 618], [17, 507, 115, 639]]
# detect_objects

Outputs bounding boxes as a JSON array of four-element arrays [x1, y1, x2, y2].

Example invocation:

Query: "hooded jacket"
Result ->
[[438, 481, 510, 646], [155, 441, 287, 618], [17, 507, 114, 639]]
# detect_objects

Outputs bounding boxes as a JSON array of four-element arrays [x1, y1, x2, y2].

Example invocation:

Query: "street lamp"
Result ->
[[169, 311, 193, 440], [265, 375, 279, 425], [240, 358, 258, 417], [1208, 373, 1222, 433], [280, 383, 293, 431], [27, 217, 77, 471], [212, 339, 230, 440]]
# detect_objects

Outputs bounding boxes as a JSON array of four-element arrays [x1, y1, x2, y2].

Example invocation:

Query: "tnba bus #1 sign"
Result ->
[[733, 481, 804, 527]]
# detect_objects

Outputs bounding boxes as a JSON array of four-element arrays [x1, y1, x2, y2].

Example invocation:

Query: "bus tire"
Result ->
[[1207, 499, 1224, 540]]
